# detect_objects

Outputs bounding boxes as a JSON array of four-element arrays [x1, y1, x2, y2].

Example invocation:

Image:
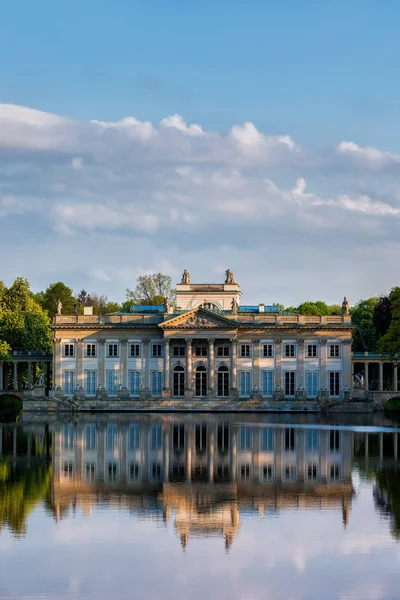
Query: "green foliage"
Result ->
[[375, 467, 400, 540], [126, 273, 175, 305], [384, 397, 400, 412], [377, 287, 400, 358], [296, 301, 332, 315], [373, 295, 393, 338], [0, 395, 23, 422], [0, 462, 52, 537], [351, 297, 378, 352], [0, 278, 51, 353], [38, 281, 76, 317]]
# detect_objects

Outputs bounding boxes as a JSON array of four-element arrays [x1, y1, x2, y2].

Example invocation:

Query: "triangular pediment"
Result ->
[[159, 307, 236, 330]]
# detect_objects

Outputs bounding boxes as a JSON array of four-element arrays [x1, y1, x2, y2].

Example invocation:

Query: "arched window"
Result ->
[[195, 365, 207, 397], [217, 365, 230, 397], [173, 365, 185, 397], [201, 302, 218, 310]]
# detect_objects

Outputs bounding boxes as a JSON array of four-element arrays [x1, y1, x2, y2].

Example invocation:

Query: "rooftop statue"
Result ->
[[225, 269, 235, 284], [342, 296, 349, 316], [231, 297, 238, 314], [181, 270, 191, 284], [56, 299, 62, 315]]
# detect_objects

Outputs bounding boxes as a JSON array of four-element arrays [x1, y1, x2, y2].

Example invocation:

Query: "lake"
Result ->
[[1, 412, 400, 600]]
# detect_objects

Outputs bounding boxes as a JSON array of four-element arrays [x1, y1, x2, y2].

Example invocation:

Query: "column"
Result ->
[[186, 338, 193, 392], [364, 362, 369, 391], [342, 339, 352, 392], [320, 339, 327, 390], [164, 339, 170, 392], [230, 338, 237, 393], [120, 339, 128, 389], [208, 428, 215, 483], [13, 362, 18, 391], [0, 362, 3, 392], [379, 432, 384, 462], [208, 338, 215, 394], [53, 338, 62, 389], [141, 339, 150, 392], [274, 340, 282, 389], [185, 427, 192, 482], [379, 362, 383, 392], [393, 364, 398, 393], [297, 339, 305, 390], [77, 340, 84, 390], [252, 339, 260, 397], [394, 433, 398, 460], [27, 362, 32, 390], [42, 362, 48, 393], [98, 340, 106, 389], [163, 429, 170, 482]]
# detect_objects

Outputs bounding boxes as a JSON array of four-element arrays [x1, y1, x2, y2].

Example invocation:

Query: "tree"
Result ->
[[373, 295, 393, 339], [296, 301, 332, 316], [377, 287, 400, 358], [38, 282, 76, 318], [126, 273, 175, 306], [0, 278, 51, 353], [351, 297, 378, 352]]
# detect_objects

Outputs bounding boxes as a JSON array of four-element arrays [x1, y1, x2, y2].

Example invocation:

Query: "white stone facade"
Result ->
[[51, 275, 354, 401]]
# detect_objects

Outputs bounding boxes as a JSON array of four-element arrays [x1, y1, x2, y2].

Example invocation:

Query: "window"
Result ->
[[263, 344, 273, 357], [217, 345, 230, 357], [129, 461, 140, 481], [173, 366, 185, 397], [85, 370, 97, 395], [240, 426, 252, 451], [330, 464, 341, 480], [240, 344, 251, 357], [130, 344, 140, 357], [129, 371, 140, 396], [329, 344, 340, 358], [307, 463, 318, 481], [151, 425, 162, 450], [307, 344, 317, 358], [283, 464, 296, 480], [83, 462, 96, 482], [63, 424, 74, 450], [106, 424, 118, 450], [194, 346, 207, 357], [106, 462, 119, 482], [240, 464, 251, 480], [284, 371, 296, 396], [172, 345, 185, 357], [329, 371, 341, 396], [86, 344, 96, 357], [202, 302, 218, 310], [262, 464, 274, 481], [330, 430, 341, 452], [151, 371, 162, 396], [84, 424, 96, 451], [151, 462, 162, 481], [64, 344, 74, 357], [285, 428, 296, 452], [106, 370, 119, 395], [306, 371, 319, 397], [128, 424, 141, 450], [261, 428, 274, 452], [284, 344, 295, 358], [195, 424, 207, 454], [217, 365, 229, 397], [307, 429, 319, 452], [240, 371, 251, 396], [63, 371, 75, 395], [152, 344, 163, 357], [262, 371, 273, 397], [63, 461, 75, 480], [108, 344, 119, 358]]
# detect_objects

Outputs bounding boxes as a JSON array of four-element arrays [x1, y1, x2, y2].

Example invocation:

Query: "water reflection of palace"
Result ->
[[52, 418, 359, 549]]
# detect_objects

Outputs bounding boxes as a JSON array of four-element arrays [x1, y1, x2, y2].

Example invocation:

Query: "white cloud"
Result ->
[[160, 114, 204, 137], [337, 141, 400, 169]]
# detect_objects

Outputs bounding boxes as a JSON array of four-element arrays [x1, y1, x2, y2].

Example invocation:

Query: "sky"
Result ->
[[1, 0, 400, 306]]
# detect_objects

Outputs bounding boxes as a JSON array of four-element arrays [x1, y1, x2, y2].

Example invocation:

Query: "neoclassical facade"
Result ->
[[51, 272, 354, 401]]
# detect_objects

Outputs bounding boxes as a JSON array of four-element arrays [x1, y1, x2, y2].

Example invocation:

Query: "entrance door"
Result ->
[[173, 366, 185, 397], [217, 366, 230, 397], [195, 366, 207, 396], [284, 371, 296, 396]]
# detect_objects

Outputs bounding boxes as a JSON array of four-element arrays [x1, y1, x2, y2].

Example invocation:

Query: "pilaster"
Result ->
[[141, 339, 151, 396], [364, 362, 369, 391], [208, 338, 215, 395], [76, 339, 84, 390], [379, 362, 384, 392], [297, 339, 305, 390], [185, 338, 193, 398], [120, 338, 128, 388], [342, 339, 352, 392], [230, 338, 238, 397], [98, 340, 106, 389], [252, 339, 261, 398], [163, 340, 171, 397], [274, 340, 282, 389], [320, 339, 327, 390]]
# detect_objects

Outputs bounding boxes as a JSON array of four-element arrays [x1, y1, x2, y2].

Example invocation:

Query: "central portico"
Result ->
[[159, 307, 239, 398]]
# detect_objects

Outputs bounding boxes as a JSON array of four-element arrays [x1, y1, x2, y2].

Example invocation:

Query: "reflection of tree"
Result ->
[[0, 461, 52, 537], [373, 468, 400, 540]]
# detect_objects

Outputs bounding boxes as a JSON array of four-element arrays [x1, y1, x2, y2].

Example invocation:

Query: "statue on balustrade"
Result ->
[[181, 270, 191, 284], [225, 269, 235, 284], [56, 298, 62, 315], [342, 296, 349, 315]]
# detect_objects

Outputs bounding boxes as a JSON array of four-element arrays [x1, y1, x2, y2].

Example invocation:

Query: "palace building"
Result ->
[[50, 270, 354, 401]]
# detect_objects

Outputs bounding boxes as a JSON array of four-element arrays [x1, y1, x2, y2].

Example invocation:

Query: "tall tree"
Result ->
[[373, 295, 393, 339], [377, 287, 400, 358], [351, 297, 378, 352], [0, 278, 51, 352], [39, 282, 76, 318], [126, 273, 175, 306]]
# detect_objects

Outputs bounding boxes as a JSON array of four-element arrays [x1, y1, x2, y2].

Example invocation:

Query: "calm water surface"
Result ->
[[1, 413, 400, 600]]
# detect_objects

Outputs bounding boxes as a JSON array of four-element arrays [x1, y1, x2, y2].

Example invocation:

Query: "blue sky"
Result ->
[[1, 1, 400, 304]]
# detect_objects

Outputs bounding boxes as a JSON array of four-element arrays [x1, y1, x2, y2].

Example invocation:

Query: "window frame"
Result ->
[[64, 344, 74, 357], [284, 344, 296, 358], [107, 343, 119, 358], [306, 344, 317, 358], [329, 344, 341, 358], [216, 345, 230, 357], [240, 344, 251, 358], [152, 343, 163, 358], [130, 343, 141, 358], [262, 344, 273, 358]]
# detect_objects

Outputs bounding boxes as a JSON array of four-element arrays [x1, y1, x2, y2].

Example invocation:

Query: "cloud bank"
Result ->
[[0, 103, 399, 305]]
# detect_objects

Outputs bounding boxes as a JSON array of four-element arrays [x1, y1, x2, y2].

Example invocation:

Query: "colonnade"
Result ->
[[0, 357, 52, 393]]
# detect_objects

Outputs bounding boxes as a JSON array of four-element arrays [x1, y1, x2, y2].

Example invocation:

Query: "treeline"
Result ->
[[1, 275, 399, 359]]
